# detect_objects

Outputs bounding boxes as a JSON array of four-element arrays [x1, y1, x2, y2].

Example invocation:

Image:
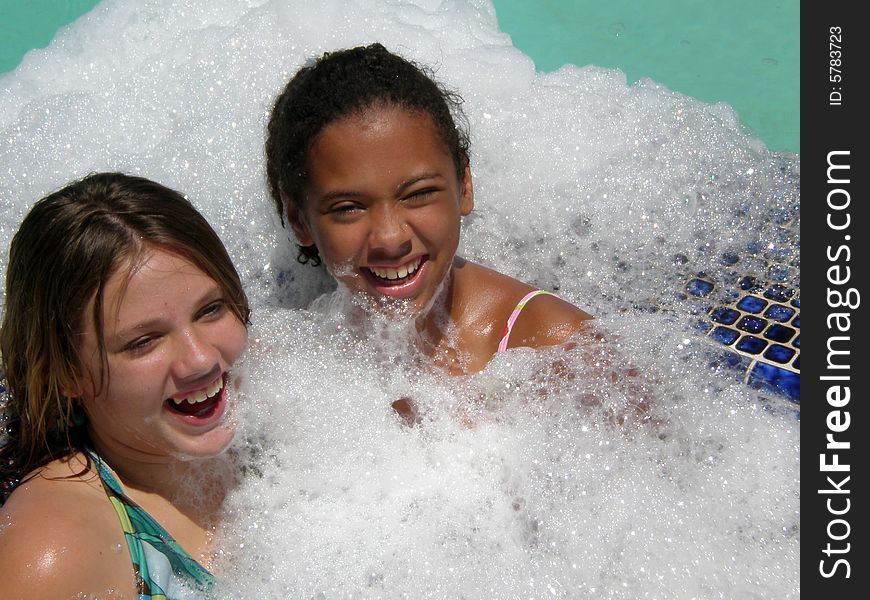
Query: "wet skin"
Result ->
[[0, 248, 248, 599], [289, 105, 474, 315], [288, 105, 591, 376], [75, 248, 248, 466]]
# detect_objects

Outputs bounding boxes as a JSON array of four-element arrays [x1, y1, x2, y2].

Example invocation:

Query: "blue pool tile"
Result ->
[[764, 324, 796, 343], [711, 307, 740, 325], [792, 316, 800, 329], [793, 335, 800, 348], [686, 278, 715, 297], [737, 315, 766, 334], [686, 301, 713, 316], [764, 284, 795, 302], [722, 289, 740, 303], [711, 326, 739, 345], [766, 245, 794, 262], [791, 297, 800, 308], [708, 348, 752, 372], [736, 295, 768, 314], [764, 344, 796, 364], [694, 319, 713, 333], [735, 335, 768, 355], [792, 355, 800, 370], [748, 362, 800, 403], [770, 205, 796, 226], [764, 304, 795, 322], [745, 240, 762, 254], [738, 276, 763, 292]]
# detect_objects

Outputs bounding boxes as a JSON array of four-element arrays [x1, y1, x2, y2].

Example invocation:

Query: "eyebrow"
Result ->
[[106, 317, 166, 348], [395, 173, 444, 193], [319, 189, 366, 203], [316, 173, 446, 204], [396, 173, 444, 192], [107, 283, 224, 345]]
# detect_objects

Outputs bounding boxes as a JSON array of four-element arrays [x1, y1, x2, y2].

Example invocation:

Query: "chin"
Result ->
[[172, 425, 237, 461]]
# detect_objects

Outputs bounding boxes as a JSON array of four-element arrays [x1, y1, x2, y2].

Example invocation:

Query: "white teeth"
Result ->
[[369, 258, 421, 281], [171, 376, 224, 406]]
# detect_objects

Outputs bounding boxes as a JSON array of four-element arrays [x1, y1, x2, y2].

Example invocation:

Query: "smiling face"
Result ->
[[288, 105, 474, 314], [74, 248, 248, 463]]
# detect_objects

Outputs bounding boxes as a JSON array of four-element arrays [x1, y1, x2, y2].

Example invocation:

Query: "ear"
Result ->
[[459, 165, 474, 216], [283, 193, 315, 247]]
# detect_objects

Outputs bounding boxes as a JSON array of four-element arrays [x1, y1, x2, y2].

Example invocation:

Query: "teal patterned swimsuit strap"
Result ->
[[86, 447, 217, 599]]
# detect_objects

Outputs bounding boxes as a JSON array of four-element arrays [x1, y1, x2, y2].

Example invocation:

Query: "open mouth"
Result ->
[[165, 374, 225, 419], [365, 256, 424, 286]]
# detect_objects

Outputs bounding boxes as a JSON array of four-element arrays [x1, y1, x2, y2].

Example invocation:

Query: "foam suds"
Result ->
[[1, 1, 799, 598]]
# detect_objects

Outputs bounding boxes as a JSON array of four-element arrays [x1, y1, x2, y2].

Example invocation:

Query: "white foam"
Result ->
[[1, 1, 799, 598]]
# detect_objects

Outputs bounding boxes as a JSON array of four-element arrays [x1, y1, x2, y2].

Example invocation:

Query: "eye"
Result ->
[[404, 188, 438, 203], [124, 335, 157, 355], [326, 201, 365, 222], [198, 299, 228, 320], [330, 203, 361, 214]]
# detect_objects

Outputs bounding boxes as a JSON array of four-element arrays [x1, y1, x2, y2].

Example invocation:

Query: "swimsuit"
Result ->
[[86, 448, 217, 599], [497, 289, 555, 353]]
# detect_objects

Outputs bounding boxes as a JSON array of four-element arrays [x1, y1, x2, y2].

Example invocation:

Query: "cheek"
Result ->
[[106, 352, 168, 390], [417, 209, 461, 246], [315, 225, 364, 265], [225, 322, 249, 361], [81, 368, 152, 418]]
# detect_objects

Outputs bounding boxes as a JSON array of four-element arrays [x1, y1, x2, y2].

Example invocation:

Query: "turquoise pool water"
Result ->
[[493, 0, 799, 153], [0, 0, 798, 153]]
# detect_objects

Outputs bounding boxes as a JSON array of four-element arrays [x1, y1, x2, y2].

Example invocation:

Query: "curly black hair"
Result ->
[[265, 43, 471, 265]]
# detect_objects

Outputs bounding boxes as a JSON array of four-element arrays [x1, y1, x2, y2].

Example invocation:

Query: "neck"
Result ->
[[86, 430, 230, 502], [414, 260, 474, 374]]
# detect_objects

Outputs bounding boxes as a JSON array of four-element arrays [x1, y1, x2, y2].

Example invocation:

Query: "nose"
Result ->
[[367, 202, 411, 260], [171, 327, 220, 383]]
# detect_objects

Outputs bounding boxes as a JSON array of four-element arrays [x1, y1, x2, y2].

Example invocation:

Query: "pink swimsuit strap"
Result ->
[[497, 289, 555, 353]]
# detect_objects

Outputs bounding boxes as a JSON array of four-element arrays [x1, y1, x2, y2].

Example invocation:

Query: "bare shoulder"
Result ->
[[509, 288, 592, 349], [453, 259, 592, 350], [0, 461, 135, 599]]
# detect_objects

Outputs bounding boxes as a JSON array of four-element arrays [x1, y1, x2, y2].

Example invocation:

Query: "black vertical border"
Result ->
[[802, 3, 867, 597]]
